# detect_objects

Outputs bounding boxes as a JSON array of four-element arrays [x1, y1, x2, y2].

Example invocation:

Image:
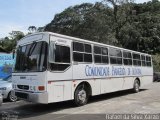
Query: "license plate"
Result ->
[[15, 92, 28, 99]]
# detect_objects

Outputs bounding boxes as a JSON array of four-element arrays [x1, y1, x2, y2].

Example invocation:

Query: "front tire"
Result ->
[[74, 84, 88, 106], [133, 79, 140, 93], [8, 92, 17, 102]]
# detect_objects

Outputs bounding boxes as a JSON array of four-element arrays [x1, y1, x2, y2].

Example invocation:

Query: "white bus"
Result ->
[[12, 32, 153, 106]]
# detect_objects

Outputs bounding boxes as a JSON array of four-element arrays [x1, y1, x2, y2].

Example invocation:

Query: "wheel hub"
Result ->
[[10, 92, 17, 101], [78, 90, 86, 103], [135, 82, 139, 91]]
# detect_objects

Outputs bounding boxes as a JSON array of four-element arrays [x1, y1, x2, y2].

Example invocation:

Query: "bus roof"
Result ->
[[19, 32, 151, 56]]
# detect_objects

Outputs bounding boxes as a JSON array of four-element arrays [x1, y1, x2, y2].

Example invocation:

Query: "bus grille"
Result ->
[[17, 85, 29, 90], [15, 92, 28, 99]]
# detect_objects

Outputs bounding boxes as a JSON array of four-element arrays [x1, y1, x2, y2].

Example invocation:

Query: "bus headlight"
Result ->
[[30, 86, 36, 91]]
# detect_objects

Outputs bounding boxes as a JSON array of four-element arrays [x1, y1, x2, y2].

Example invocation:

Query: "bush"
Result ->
[[152, 54, 160, 72]]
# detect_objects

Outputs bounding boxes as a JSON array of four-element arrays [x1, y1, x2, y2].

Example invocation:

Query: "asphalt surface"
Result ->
[[0, 82, 160, 120]]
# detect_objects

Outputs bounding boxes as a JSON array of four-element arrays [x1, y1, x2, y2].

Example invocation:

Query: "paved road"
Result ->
[[0, 82, 160, 120]]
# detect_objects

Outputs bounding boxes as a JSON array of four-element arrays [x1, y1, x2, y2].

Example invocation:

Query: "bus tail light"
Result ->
[[38, 86, 45, 91]]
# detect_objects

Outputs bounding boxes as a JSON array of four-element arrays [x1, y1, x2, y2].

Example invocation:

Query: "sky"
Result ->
[[0, 0, 152, 38]]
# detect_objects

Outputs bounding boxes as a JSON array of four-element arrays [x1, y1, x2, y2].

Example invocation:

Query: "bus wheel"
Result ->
[[133, 79, 140, 93], [74, 84, 88, 106], [8, 92, 17, 102]]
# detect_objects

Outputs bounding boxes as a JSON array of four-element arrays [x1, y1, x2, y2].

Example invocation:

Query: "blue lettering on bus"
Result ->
[[85, 65, 142, 77], [132, 68, 141, 75], [85, 65, 109, 76], [112, 66, 126, 76]]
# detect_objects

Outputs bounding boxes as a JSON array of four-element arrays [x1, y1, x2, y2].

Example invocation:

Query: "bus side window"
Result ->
[[133, 53, 141, 66], [94, 46, 102, 63], [73, 42, 92, 63], [109, 48, 122, 65], [50, 45, 71, 71], [94, 46, 108, 64], [141, 55, 146, 66], [123, 51, 132, 66], [146, 56, 152, 67]]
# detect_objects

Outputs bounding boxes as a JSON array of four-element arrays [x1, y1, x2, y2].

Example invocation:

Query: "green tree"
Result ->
[[45, 2, 117, 45], [103, 0, 134, 44], [28, 26, 37, 33], [119, 0, 160, 53], [0, 31, 24, 52], [45, 0, 160, 54]]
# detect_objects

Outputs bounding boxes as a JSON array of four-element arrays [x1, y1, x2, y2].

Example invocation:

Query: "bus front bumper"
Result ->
[[13, 90, 48, 104]]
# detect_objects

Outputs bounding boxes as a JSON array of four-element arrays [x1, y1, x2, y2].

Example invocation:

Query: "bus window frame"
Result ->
[[132, 53, 141, 66], [93, 45, 109, 65], [123, 50, 133, 66], [72, 41, 93, 64], [49, 42, 71, 72], [109, 47, 122, 65]]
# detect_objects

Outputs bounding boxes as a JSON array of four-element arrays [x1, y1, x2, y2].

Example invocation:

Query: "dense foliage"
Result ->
[[44, 0, 160, 71], [45, 3, 117, 45], [45, 0, 160, 55], [0, 31, 24, 52]]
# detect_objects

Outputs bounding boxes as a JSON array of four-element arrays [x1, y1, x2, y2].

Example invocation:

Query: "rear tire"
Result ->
[[74, 84, 88, 106], [8, 92, 17, 102], [133, 79, 140, 93]]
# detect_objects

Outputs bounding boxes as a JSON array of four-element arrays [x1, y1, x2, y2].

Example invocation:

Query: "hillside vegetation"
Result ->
[[45, 0, 160, 71]]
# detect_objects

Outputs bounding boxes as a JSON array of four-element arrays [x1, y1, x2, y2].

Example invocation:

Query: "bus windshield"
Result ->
[[15, 41, 48, 72]]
